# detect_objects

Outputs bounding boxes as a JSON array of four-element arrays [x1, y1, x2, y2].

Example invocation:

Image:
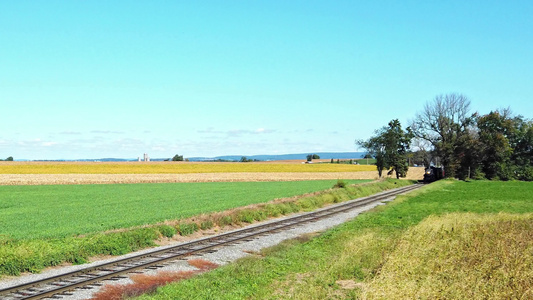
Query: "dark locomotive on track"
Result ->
[[424, 166, 444, 183]]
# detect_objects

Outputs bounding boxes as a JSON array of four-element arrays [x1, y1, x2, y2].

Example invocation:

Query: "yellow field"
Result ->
[[0, 161, 376, 174]]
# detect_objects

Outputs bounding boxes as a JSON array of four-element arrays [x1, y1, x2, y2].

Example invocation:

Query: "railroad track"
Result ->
[[0, 183, 421, 300]]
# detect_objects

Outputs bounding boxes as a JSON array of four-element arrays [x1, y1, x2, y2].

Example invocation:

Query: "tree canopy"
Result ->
[[171, 154, 184, 161], [306, 154, 320, 161], [357, 119, 412, 178], [410, 93, 475, 178], [476, 110, 533, 180], [361, 93, 532, 181]]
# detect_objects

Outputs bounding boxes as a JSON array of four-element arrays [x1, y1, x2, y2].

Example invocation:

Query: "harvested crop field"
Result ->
[[0, 169, 425, 185], [0, 162, 425, 185], [0, 161, 375, 174]]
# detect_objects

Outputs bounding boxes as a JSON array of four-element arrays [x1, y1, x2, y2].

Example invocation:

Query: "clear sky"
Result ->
[[1, 1, 532, 160]]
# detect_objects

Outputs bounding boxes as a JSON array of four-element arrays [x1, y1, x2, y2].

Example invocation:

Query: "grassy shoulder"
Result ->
[[0, 179, 412, 277], [363, 212, 533, 299], [133, 180, 533, 299]]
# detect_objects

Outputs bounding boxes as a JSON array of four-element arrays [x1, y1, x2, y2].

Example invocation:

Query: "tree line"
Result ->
[[358, 93, 533, 181]]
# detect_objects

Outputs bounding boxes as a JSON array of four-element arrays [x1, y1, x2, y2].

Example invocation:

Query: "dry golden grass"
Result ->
[[362, 213, 533, 300], [0, 161, 375, 174]]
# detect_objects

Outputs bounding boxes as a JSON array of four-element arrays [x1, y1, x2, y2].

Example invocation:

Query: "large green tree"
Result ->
[[477, 110, 515, 179], [383, 119, 414, 178], [361, 93, 532, 181], [411, 93, 475, 178], [454, 125, 481, 180], [477, 110, 533, 180], [498, 114, 533, 181], [172, 154, 184, 161], [513, 119, 533, 180], [357, 119, 413, 178]]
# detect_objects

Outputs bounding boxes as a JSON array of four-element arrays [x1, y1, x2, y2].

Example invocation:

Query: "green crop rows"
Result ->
[[0, 180, 366, 240]]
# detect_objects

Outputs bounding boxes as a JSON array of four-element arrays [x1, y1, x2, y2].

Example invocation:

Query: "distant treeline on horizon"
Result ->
[[16, 152, 367, 162]]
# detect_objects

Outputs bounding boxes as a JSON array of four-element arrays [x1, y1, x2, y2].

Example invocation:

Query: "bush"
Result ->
[[265, 204, 282, 217], [93, 229, 159, 256], [332, 193, 342, 203], [158, 225, 177, 238], [177, 223, 198, 236], [522, 166, 533, 181], [515, 166, 533, 181], [238, 210, 256, 223], [200, 220, 214, 230], [298, 197, 322, 210], [253, 210, 268, 222], [333, 179, 347, 188], [217, 215, 233, 227], [277, 202, 300, 215]]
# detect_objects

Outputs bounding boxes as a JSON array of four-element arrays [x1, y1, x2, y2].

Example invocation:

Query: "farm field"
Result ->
[[0, 161, 376, 174], [0, 180, 367, 240], [0, 161, 425, 185], [135, 180, 533, 300]]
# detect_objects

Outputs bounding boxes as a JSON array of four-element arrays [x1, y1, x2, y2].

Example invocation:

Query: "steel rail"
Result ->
[[0, 183, 420, 300]]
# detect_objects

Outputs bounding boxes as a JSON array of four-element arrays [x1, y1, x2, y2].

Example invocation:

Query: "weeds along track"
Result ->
[[0, 184, 421, 300]]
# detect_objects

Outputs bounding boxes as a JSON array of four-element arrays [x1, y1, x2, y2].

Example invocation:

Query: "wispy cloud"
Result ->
[[254, 128, 275, 134], [12, 138, 62, 149], [91, 130, 124, 134], [197, 127, 217, 134], [198, 128, 276, 137]]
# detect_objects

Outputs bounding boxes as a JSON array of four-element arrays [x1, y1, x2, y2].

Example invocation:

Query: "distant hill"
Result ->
[[187, 152, 367, 162], [29, 158, 132, 162]]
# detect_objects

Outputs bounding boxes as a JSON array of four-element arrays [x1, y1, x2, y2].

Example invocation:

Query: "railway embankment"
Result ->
[[131, 180, 533, 300], [0, 179, 412, 278]]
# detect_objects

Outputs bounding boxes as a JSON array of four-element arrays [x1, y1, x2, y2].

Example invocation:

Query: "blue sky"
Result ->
[[1, 1, 532, 160]]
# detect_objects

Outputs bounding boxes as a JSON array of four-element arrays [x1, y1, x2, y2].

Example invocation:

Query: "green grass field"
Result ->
[[355, 158, 376, 165], [134, 180, 533, 300], [0, 180, 367, 240]]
